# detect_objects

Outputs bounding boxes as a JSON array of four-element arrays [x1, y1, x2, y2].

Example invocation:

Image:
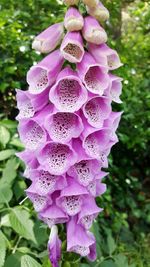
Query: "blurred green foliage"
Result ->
[[0, 0, 150, 267]]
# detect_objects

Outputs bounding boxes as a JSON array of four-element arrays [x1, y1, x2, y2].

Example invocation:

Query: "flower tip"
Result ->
[[48, 225, 62, 267], [82, 0, 98, 8], [64, 0, 79, 6], [32, 39, 42, 52], [64, 7, 84, 32], [15, 88, 21, 93], [49, 225, 58, 241], [90, 29, 108, 45], [82, 16, 108, 45], [86, 3, 110, 22], [65, 19, 83, 32], [32, 23, 64, 54]]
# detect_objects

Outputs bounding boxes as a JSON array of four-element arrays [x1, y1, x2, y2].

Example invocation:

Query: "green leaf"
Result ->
[[107, 234, 116, 255], [0, 232, 6, 267], [91, 220, 101, 244], [99, 260, 117, 267], [0, 230, 11, 249], [37, 250, 48, 259], [1, 157, 18, 185], [70, 264, 79, 267], [0, 185, 13, 204], [5, 66, 17, 74], [62, 262, 71, 267], [10, 138, 25, 149], [114, 254, 129, 267], [17, 247, 31, 254], [4, 252, 21, 267], [0, 214, 11, 227], [33, 221, 48, 247], [14, 180, 27, 201], [9, 207, 36, 243], [42, 258, 52, 267], [0, 126, 10, 147], [21, 255, 42, 267], [0, 120, 17, 130], [0, 83, 9, 93], [0, 149, 15, 161]]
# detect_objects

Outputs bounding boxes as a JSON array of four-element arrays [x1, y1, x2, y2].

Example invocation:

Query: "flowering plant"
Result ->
[[16, 0, 123, 266]]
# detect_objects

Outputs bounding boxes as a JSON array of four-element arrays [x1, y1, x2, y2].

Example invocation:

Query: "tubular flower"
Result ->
[[89, 43, 123, 70], [56, 176, 88, 216], [86, 2, 110, 22], [67, 159, 101, 186], [105, 74, 123, 103], [16, 0, 123, 266], [67, 216, 97, 261], [44, 111, 84, 144], [18, 119, 47, 150], [37, 142, 77, 175], [64, 7, 84, 32], [18, 105, 52, 150], [32, 23, 64, 54], [27, 50, 64, 94], [60, 31, 84, 63], [77, 196, 102, 229], [16, 89, 49, 120], [40, 203, 69, 228], [49, 67, 88, 112], [77, 52, 109, 96], [82, 127, 112, 162], [28, 170, 67, 196], [82, 16, 107, 45], [83, 96, 111, 128]]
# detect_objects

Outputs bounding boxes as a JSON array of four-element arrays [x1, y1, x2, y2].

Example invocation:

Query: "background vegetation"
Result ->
[[0, 0, 150, 266]]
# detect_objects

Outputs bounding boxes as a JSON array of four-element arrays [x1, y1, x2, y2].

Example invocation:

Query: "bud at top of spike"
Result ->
[[82, 16, 107, 45], [86, 2, 110, 22], [64, 7, 84, 32], [32, 23, 64, 54], [48, 225, 62, 267], [64, 0, 79, 6]]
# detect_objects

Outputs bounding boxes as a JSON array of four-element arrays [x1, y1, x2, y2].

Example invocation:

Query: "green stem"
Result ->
[[12, 236, 22, 254]]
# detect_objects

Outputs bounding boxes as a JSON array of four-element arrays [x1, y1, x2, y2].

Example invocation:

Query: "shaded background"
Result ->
[[0, 0, 150, 266]]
